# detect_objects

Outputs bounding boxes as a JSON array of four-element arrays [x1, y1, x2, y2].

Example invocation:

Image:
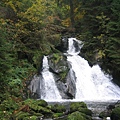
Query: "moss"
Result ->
[[34, 99, 48, 107], [59, 68, 69, 83], [53, 113, 64, 119], [70, 102, 87, 113], [67, 111, 87, 120], [52, 53, 63, 64], [49, 104, 66, 113], [31, 105, 52, 115], [78, 108, 92, 116], [80, 112, 92, 120], [29, 111, 43, 117]]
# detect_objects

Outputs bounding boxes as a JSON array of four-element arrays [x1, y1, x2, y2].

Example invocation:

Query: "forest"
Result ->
[[0, 0, 120, 119]]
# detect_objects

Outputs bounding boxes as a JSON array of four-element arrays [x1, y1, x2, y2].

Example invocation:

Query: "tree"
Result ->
[[104, 0, 120, 81]]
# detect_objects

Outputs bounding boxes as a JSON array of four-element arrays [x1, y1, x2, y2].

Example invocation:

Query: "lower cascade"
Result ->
[[40, 56, 62, 100]]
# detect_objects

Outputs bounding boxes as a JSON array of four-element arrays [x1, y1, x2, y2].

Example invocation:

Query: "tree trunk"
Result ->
[[69, 0, 75, 27]]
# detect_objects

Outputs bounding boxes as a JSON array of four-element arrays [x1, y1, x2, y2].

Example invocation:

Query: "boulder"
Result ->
[[49, 104, 66, 113], [68, 111, 92, 120], [70, 102, 87, 113]]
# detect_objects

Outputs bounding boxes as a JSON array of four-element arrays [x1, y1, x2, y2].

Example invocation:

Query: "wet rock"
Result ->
[[57, 37, 68, 52], [48, 53, 68, 74], [28, 75, 42, 99], [48, 53, 76, 99], [99, 100, 120, 120], [99, 110, 111, 119], [65, 69, 76, 98], [68, 111, 92, 120]]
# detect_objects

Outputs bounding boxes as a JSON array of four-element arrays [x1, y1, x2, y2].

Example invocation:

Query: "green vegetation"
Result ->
[[0, 0, 120, 118], [0, 98, 92, 120], [111, 107, 120, 120], [78, 0, 120, 81]]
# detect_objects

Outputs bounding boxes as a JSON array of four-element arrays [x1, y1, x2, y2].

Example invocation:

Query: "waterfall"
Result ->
[[67, 38, 120, 101], [41, 56, 61, 101], [40, 38, 120, 102]]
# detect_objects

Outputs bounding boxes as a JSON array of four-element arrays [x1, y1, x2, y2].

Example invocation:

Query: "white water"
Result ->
[[40, 38, 120, 102], [41, 56, 61, 101], [67, 38, 120, 101]]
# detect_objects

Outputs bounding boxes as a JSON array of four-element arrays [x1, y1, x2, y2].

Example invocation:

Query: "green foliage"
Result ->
[[0, 97, 19, 119], [0, 0, 120, 118], [111, 107, 120, 120], [78, 0, 120, 82], [52, 53, 63, 64], [24, 99, 48, 107]]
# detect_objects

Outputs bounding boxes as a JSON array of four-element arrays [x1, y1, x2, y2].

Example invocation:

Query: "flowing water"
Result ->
[[40, 38, 120, 119], [41, 56, 62, 101], [67, 38, 120, 101]]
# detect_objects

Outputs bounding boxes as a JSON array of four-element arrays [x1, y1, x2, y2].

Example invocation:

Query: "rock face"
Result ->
[[28, 52, 76, 99], [55, 37, 68, 52], [28, 75, 42, 99], [48, 53, 76, 99], [28, 37, 77, 99], [48, 53, 68, 74]]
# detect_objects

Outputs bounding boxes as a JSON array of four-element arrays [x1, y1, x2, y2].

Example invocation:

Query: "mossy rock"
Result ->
[[23, 99, 52, 118], [70, 102, 87, 113], [111, 107, 120, 120], [49, 104, 66, 113], [78, 108, 92, 116], [53, 112, 65, 119], [67, 111, 87, 120], [30, 105, 53, 115], [80, 112, 92, 120], [34, 99, 48, 107], [23, 99, 35, 105], [29, 110, 43, 117]]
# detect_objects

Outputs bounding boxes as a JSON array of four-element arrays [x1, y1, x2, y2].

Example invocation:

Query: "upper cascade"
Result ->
[[67, 38, 83, 55]]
